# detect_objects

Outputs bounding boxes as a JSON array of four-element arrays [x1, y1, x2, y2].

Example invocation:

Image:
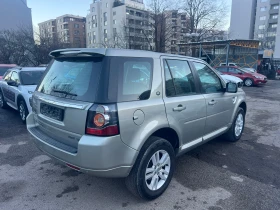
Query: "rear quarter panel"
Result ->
[[118, 58, 169, 151]]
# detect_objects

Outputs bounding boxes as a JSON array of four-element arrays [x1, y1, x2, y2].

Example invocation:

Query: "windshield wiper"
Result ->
[[52, 89, 77, 96]]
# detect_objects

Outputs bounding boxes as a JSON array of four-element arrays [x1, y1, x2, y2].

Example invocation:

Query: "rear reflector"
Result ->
[[66, 163, 80, 171], [86, 125, 119, 136]]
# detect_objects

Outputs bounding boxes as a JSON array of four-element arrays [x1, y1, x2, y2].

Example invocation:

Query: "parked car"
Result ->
[[276, 67, 280, 79], [217, 71, 243, 88], [215, 66, 267, 87], [0, 64, 17, 80], [0, 67, 46, 122], [27, 48, 246, 199], [220, 62, 239, 67]]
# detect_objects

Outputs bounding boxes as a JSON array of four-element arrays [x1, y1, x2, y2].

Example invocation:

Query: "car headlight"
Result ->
[[254, 76, 261, 79], [28, 90, 34, 94]]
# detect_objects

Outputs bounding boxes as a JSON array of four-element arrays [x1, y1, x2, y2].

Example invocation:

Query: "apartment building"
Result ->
[[230, 0, 280, 58], [86, 0, 153, 50], [39, 15, 86, 48], [0, 0, 32, 31], [164, 10, 188, 54]]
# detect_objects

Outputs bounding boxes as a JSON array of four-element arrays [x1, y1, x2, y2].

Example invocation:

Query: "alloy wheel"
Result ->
[[145, 150, 170, 191], [0, 94, 3, 107], [235, 113, 244, 137], [19, 103, 26, 121]]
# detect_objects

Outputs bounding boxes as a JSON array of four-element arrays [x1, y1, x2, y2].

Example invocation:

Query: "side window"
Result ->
[[228, 68, 238, 73], [164, 59, 196, 96], [217, 67, 228, 73], [164, 60, 176, 97], [119, 58, 152, 101], [10, 72, 20, 84], [193, 62, 223, 94], [3, 71, 12, 81]]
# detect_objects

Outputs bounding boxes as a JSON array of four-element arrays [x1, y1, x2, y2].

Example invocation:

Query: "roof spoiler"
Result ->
[[49, 48, 107, 58]]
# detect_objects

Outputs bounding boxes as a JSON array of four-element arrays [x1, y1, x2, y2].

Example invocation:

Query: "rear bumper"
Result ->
[[27, 113, 138, 178]]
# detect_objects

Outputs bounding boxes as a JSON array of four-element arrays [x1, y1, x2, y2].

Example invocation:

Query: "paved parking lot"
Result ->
[[1, 81, 280, 210]]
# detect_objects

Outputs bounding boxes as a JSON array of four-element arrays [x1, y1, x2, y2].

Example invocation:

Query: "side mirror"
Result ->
[[226, 82, 238, 93], [238, 72, 243, 75], [7, 81, 18, 87]]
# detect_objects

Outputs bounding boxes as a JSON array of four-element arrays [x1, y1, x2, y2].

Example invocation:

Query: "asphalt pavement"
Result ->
[[1, 81, 280, 210]]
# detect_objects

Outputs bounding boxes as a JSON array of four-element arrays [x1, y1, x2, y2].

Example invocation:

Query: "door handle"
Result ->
[[208, 100, 217, 105], [173, 105, 186, 112]]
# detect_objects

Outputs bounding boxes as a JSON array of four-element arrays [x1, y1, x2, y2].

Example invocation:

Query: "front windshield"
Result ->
[[0, 67, 9, 76], [240, 68, 252, 73], [20, 71, 44, 85]]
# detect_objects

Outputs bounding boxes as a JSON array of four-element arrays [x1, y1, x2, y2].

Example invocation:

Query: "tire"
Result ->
[[244, 78, 253, 87], [223, 107, 245, 142], [125, 136, 175, 200], [0, 91, 8, 109], [18, 100, 29, 123]]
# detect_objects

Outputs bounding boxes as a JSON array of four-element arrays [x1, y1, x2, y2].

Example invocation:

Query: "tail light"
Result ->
[[86, 104, 119, 136]]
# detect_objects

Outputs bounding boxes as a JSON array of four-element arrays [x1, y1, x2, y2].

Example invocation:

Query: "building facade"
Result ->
[[86, 0, 153, 50], [230, 0, 280, 58], [0, 0, 32, 31], [39, 15, 86, 48]]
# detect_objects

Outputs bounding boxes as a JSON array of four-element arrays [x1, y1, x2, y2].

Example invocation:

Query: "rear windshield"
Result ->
[[20, 71, 44, 85], [37, 56, 153, 103], [0, 67, 9, 76]]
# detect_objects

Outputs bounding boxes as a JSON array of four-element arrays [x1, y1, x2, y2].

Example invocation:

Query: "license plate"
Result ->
[[40, 103, 64, 121]]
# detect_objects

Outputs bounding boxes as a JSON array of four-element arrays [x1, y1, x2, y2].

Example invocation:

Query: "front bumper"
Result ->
[[26, 113, 138, 177], [254, 78, 267, 85]]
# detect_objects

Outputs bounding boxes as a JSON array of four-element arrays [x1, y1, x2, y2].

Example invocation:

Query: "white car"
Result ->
[[0, 67, 46, 122], [218, 72, 243, 88]]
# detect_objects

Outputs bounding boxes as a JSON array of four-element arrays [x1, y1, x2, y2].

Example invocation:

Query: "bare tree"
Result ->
[[183, 0, 228, 40], [0, 26, 66, 66], [145, 0, 178, 53]]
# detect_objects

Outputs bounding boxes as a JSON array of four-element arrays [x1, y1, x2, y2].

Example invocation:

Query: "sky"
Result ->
[[27, 0, 92, 27], [28, 0, 232, 30]]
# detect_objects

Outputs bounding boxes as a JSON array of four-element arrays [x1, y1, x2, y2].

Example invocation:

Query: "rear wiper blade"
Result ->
[[52, 89, 77, 96]]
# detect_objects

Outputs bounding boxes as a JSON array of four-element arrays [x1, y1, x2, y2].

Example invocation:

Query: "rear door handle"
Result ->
[[173, 105, 186, 112], [208, 100, 217, 105]]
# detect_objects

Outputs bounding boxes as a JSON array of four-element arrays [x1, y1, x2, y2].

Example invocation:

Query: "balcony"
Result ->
[[270, 9, 279, 14], [268, 19, 278, 24], [271, 0, 280, 5]]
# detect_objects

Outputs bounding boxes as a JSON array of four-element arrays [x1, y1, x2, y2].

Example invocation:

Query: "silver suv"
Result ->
[[27, 48, 246, 199]]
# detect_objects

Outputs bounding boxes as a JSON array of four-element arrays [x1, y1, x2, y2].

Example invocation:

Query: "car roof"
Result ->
[[9, 67, 46, 72], [217, 66, 238, 68], [49, 48, 203, 61], [0, 64, 17, 67]]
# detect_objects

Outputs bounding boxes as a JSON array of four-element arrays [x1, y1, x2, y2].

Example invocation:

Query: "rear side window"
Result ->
[[108, 57, 153, 102], [37, 57, 103, 102], [164, 59, 196, 97], [217, 67, 228, 73]]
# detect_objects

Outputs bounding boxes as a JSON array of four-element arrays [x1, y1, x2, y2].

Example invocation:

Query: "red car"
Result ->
[[215, 66, 267, 87], [0, 64, 17, 80]]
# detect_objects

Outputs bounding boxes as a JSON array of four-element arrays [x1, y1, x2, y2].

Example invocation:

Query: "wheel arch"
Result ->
[[16, 94, 25, 109]]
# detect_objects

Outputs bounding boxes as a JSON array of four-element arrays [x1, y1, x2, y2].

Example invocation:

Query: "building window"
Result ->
[[106, 3, 108, 7], [93, 39, 96, 43], [258, 34, 264, 38], [272, 5, 279, 10], [259, 25, 265, 29], [113, 11, 116, 16], [260, 7, 266, 12], [74, 24, 79, 28], [92, 7, 95, 12], [113, 28, 117, 34], [271, 15, 278, 19], [104, 12, 107, 17], [92, 15, 96, 20], [113, 19, 116, 24], [260, 16, 266, 20], [93, 31, 96, 36], [271, 24, 278, 28], [104, 21, 107, 26], [104, 37, 108, 42], [268, 32, 276, 37]]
